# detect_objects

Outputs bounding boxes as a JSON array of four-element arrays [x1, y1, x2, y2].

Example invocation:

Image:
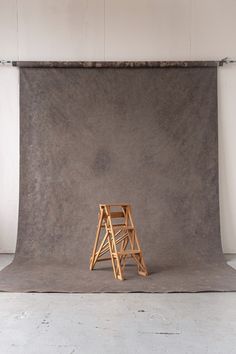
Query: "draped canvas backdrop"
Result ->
[[0, 65, 236, 292]]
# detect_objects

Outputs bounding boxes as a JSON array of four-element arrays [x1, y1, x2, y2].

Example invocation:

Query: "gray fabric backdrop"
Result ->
[[0, 66, 236, 292]]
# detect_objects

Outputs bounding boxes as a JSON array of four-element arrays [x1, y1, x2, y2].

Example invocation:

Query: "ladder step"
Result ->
[[112, 225, 134, 229], [112, 250, 141, 256], [101, 224, 134, 229], [99, 204, 129, 207]]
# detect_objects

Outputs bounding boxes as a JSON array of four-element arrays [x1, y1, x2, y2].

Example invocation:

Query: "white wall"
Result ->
[[0, 67, 19, 253], [0, 0, 236, 253], [218, 65, 236, 253]]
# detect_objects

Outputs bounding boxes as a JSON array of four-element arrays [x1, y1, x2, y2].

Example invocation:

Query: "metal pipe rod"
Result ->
[[12, 60, 221, 68], [1, 59, 235, 68]]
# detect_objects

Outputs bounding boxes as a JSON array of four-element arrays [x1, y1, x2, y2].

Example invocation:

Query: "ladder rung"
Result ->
[[100, 204, 129, 207], [101, 224, 133, 229], [112, 225, 133, 229], [96, 257, 111, 262], [112, 250, 141, 256]]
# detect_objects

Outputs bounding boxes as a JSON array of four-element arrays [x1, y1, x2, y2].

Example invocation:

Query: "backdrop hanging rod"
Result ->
[[221, 57, 236, 64], [0, 60, 13, 66], [1, 59, 236, 68], [10, 60, 223, 68]]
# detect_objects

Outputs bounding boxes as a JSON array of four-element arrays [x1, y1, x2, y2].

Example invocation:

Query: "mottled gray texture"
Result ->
[[0, 67, 236, 292]]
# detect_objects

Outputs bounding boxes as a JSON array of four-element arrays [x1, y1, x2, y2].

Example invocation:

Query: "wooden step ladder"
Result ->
[[89, 204, 148, 280]]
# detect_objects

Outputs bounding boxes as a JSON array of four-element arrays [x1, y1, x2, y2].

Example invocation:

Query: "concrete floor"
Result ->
[[0, 255, 236, 354]]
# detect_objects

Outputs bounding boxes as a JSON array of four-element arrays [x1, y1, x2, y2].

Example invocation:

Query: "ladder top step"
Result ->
[[110, 211, 125, 218], [100, 204, 130, 207]]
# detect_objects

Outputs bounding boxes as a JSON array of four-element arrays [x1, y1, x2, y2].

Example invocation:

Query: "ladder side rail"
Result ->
[[90, 207, 105, 270], [106, 205, 124, 280]]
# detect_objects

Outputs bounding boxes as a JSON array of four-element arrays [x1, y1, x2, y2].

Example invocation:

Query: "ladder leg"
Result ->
[[90, 208, 104, 270], [111, 234, 124, 280], [92, 232, 109, 268], [127, 206, 148, 276], [107, 233, 117, 279], [132, 252, 148, 276], [107, 213, 124, 280]]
